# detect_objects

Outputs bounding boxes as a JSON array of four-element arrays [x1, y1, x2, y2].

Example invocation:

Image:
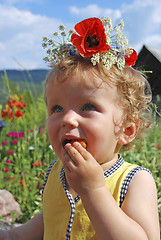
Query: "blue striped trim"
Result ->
[[41, 160, 57, 198], [60, 168, 75, 240], [119, 166, 151, 207], [104, 155, 124, 178]]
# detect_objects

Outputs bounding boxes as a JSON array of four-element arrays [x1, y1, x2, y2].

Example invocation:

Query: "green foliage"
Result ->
[[0, 70, 52, 223], [0, 70, 47, 106], [0, 126, 57, 223]]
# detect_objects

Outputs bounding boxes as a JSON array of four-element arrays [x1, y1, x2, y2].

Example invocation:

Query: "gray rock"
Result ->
[[0, 221, 21, 230], [0, 190, 22, 222]]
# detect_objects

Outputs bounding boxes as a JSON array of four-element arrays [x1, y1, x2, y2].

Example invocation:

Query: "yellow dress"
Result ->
[[42, 156, 150, 240]]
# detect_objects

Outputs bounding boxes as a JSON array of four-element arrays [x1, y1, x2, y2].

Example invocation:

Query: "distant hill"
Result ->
[[0, 69, 49, 84]]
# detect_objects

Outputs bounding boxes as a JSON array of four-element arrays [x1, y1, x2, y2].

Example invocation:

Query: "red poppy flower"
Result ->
[[15, 110, 24, 118], [8, 96, 27, 109], [19, 180, 24, 185], [1, 106, 14, 119], [125, 48, 138, 66], [33, 161, 39, 166], [71, 17, 110, 57]]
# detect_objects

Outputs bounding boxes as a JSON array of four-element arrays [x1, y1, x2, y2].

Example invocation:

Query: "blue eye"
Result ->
[[81, 103, 96, 111], [52, 105, 63, 113]]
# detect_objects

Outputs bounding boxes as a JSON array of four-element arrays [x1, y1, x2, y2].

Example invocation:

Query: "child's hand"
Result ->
[[63, 141, 105, 197]]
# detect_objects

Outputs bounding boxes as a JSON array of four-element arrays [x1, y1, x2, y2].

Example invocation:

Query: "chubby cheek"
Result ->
[[86, 125, 105, 157], [86, 121, 117, 161], [47, 121, 58, 151]]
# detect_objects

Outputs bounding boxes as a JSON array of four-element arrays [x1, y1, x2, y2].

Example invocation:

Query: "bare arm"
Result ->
[[0, 213, 44, 240], [63, 142, 160, 240], [81, 171, 160, 240]]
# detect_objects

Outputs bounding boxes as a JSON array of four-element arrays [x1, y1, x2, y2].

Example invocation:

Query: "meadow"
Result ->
[[0, 71, 161, 227]]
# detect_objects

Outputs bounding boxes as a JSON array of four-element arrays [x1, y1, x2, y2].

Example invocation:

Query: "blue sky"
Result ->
[[0, 0, 161, 70]]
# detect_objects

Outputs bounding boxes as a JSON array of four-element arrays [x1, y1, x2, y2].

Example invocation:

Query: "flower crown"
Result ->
[[42, 17, 137, 70]]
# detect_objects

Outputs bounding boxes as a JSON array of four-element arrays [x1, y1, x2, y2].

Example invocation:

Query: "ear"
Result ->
[[117, 122, 138, 145]]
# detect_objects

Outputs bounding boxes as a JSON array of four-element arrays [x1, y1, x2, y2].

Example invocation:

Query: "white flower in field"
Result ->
[[29, 146, 35, 150], [49, 145, 53, 150]]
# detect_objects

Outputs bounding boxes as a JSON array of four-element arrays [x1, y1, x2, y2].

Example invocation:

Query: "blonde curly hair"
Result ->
[[44, 55, 152, 148]]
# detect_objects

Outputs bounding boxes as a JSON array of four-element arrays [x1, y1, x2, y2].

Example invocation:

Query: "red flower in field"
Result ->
[[8, 96, 27, 109], [71, 17, 110, 57], [11, 177, 16, 181], [1, 141, 8, 146], [33, 161, 39, 166], [33, 161, 45, 167], [7, 131, 17, 138], [1, 95, 27, 120], [11, 139, 18, 145], [18, 131, 24, 138], [6, 150, 15, 155], [7, 131, 24, 138], [15, 110, 24, 118], [38, 127, 43, 133], [5, 159, 12, 163], [19, 180, 27, 186], [1, 106, 14, 119], [156, 144, 160, 149], [125, 48, 138, 66], [19, 180, 24, 185], [3, 168, 9, 172]]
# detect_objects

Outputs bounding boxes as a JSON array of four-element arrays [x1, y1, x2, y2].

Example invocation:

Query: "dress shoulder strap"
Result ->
[[41, 160, 57, 197], [119, 166, 151, 207]]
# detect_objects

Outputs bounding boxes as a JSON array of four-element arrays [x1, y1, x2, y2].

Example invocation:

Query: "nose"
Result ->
[[62, 110, 79, 128]]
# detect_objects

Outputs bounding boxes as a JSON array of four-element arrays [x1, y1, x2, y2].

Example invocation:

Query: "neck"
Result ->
[[101, 154, 119, 172]]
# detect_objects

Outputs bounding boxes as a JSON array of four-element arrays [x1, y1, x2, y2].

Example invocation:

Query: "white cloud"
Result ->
[[1, 0, 40, 4], [145, 34, 161, 47], [69, 4, 121, 22], [118, 0, 161, 51], [0, 4, 61, 69]]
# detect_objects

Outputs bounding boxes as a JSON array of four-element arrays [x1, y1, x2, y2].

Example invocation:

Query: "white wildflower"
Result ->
[[91, 53, 100, 65], [106, 35, 112, 45], [116, 56, 125, 70], [43, 36, 48, 42], [61, 31, 66, 37], [53, 32, 59, 36], [102, 17, 113, 31], [29, 146, 35, 150], [59, 24, 65, 31], [49, 145, 53, 150], [120, 19, 125, 29], [69, 29, 75, 35]]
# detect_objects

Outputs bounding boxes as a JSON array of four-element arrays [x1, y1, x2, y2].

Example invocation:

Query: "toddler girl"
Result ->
[[0, 17, 160, 240]]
